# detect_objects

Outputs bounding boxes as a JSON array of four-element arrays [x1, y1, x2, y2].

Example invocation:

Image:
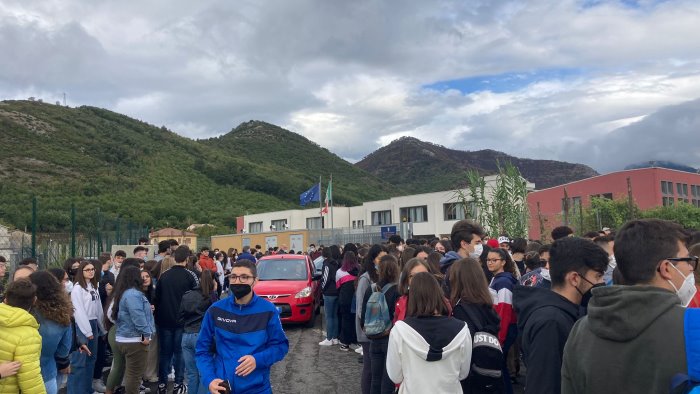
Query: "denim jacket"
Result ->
[[116, 288, 155, 340], [35, 311, 72, 382]]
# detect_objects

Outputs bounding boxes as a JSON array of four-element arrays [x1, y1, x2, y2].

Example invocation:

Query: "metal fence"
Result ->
[[308, 223, 411, 246]]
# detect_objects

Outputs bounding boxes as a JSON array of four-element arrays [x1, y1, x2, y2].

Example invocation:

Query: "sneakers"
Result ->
[[331, 338, 339, 345], [173, 383, 188, 394], [339, 343, 350, 351], [355, 346, 363, 355], [92, 379, 107, 393], [157, 383, 167, 394], [319, 338, 334, 346], [140, 383, 152, 393]]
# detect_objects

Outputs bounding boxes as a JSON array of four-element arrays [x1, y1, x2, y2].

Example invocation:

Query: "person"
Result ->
[[520, 244, 552, 289], [514, 237, 608, 394], [510, 238, 527, 275], [198, 247, 216, 273], [138, 237, 149, 246], [593, 235, 616, 285], [551, 226, 574, 241], [141, 269, 159, 384], [179, 270, 218, 394], [319, 245, 341, 346], [561, 219, 694, 393], [158, 256, 176, 279], [195, 259, 289, 394], [394, 258, 432, 323], [94, 255, 114, 393], [110, 251, 126, 279], [449, 257, 503, 393], [486, 248, 518, 394], [361, 254, 400, 394], [155, 240, 170, 262], [18, 257, 38, 271], [386, 272, 472, 393], [0, 279, 45, 394], [154, 246, 198, 394], [109, 266, 155, 394], [237, 245, 257, 263], [688, 243, 700, 308], [133, 246, 148, 261], [13, 265, 34, 281], [441, 219, 486, 295], [69, 260, 105, 394], [29, 271, 73, 394], [337, 250, 360, 351], [355, 245, 384, 394]]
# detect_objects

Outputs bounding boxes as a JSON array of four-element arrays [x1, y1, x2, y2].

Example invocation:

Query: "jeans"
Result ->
[[158, 326, 185, 385], [93, 334, 107, 380], [323, 295, 339, 340], [360, 342, 371, 394], [501, 324, 518, 394], [68, 319, 99, 394], [369, 336, 393, 394], [338, 304, 357, 345], [182, 332, 208, 394], [45, 377, 57, 394]]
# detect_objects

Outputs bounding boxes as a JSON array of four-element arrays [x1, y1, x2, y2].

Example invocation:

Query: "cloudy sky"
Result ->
[[2, 0, 700, 172]]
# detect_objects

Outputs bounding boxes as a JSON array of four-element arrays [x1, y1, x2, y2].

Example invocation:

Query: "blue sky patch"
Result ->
[[424, 68, 586, 95]]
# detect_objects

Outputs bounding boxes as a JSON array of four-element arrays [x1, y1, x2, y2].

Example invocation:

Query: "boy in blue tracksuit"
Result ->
[[196, 259, 289, 394]]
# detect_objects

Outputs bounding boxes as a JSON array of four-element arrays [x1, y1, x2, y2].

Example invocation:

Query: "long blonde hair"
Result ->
[[159, 256, 176, 279]]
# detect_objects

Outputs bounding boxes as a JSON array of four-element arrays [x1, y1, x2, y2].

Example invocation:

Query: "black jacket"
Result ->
[[337, 267, 359, 306], [320, 258, 339, 297], [178, 288, 214, 333], [513, 285, 580, 394], [99, 269, 115, 308], [452, 301, 500, 338], [155, 266, 198, 328]]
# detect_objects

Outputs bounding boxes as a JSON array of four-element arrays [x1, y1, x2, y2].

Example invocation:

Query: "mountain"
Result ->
[[624, 161, 699, 173], [355, 137, 599, 191], [0, 100, 395, 232]]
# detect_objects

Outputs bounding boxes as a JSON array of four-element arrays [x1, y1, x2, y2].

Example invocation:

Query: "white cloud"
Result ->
[[2, 0, 700, 170]]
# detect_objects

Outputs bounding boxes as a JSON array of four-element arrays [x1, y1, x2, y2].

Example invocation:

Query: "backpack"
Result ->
[[671, 308, 700, 394], [456, 302, 505, 393], [363, 283, 395, 339]]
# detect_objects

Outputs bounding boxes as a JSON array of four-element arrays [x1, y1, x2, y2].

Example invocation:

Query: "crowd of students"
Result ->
[[1, 216, 699, 394], [0, 238, 288, 394], [314, 219, 700, 394]]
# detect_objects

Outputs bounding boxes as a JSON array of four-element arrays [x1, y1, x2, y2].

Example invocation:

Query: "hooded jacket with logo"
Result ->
[[0, 303, 45, 394], [561, 285, 687, 394], [514, 285, 580, 394], [195, 293, 289, 394], [386, 315, 471, 394], [489, 272, 518, 344]]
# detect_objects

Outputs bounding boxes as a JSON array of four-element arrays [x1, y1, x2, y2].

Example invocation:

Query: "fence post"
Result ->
[[116, 217, 121, 245], [31, 196, 37, 258], [71, 202, 76, 258]]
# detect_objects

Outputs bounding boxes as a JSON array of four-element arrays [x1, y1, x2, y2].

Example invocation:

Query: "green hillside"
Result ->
[[0, 100, 396, 232]]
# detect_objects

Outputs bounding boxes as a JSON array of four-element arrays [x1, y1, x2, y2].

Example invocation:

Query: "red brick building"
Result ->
[[527, 167, 700, 241]]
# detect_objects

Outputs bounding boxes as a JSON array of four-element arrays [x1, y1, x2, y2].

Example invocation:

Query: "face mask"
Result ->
[[540, 268, 551, 282], [231, 284, 252, 300], [580, 283, 605, 309], [470, 244, 483, 258], [64, 281, 74, 294], [668, 263, 697, 307], [397, 244, 405, 252]]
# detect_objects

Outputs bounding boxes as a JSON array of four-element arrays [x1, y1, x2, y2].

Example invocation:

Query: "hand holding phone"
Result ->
[[209, 379, 230, 394]]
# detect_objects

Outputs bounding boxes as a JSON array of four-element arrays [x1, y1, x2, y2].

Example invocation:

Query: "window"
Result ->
[[661, 181, 671, 195], [662, 197, 674, 207], [271, 219, 287, 231], [444, 203, 467, 221], [572, 196, 582, 216], [693, 185, 700, 207], [590, 193, 613, 200], [661, 181, 675, 206], [676, 183, 689, 203], [352, 220, 356, 229], [356, 220, 364, 228], [400, 206, 428, 223], [371, 210, 392, 226], [306, 217, 322, 230], [249, 222, 263, 233]]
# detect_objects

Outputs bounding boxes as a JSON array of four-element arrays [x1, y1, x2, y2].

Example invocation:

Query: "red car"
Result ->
[[254, 254, 322, 327]]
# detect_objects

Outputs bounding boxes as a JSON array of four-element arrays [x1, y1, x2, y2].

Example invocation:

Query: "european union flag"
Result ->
[[300, 183, 321, 206]]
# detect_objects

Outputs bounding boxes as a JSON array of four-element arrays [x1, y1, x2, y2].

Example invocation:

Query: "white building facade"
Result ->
[[239, 175, 535, 238]]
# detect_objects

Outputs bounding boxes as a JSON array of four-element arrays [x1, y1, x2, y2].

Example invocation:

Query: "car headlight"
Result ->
[[295, 286, 312, 298]]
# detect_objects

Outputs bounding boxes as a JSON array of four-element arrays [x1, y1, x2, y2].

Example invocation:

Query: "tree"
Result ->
[[456, 162, 530, 238]]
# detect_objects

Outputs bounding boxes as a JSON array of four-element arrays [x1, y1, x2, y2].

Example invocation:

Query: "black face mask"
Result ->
[[580, 283, 605, 309], [231, 284, 252, 300]]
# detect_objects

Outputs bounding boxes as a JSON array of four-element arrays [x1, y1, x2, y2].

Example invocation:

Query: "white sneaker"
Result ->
[[92, 379, 107, 393], [331, 338, 339, 345], [319, 339, 333, 346], [355, 346, 363, 355]]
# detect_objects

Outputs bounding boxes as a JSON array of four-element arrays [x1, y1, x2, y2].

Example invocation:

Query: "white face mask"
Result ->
[[64, 281, 74, 294], [470, 243, 483, 258], [668, 263, 697, 307]]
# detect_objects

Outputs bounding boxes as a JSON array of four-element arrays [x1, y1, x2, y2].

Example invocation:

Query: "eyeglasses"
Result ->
[[667, 256, 699, 271], [486, 259, 503, 263], [229, 274, 255, 283], [83, 268, 95, 272]]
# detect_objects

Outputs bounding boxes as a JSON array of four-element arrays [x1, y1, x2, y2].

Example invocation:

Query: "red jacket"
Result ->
[[199, 255, 217, 272]]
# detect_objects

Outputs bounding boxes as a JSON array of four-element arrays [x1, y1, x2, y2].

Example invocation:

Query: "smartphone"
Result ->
[[220, 380, 231, 394]]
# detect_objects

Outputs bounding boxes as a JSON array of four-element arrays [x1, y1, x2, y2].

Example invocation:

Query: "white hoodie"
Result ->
[[387, 316, 472, 394]]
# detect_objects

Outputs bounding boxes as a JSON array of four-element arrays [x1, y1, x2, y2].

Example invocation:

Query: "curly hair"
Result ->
[[29, 270, 73, 326]]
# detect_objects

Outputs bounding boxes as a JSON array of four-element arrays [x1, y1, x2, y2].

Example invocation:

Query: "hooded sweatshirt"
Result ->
[[514, 285, 580, 394], [0, 303, 45, 394], [561, 285, 687, 394], [489, 272, 518, 344], [386, 316, 472, 394], [440, 251, 462, 295]]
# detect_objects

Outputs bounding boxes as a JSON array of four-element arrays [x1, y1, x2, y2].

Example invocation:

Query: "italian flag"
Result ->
[[321, 180, 331, 215]]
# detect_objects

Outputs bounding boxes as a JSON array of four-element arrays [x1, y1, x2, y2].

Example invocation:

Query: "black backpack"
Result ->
[[455, 302, 506, 394]]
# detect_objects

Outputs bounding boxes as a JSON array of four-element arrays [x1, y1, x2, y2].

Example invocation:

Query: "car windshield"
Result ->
[[257, 259, 308, 281]]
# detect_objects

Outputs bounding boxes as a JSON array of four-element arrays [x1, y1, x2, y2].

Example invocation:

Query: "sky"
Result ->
[[2, 0, 700, 173]]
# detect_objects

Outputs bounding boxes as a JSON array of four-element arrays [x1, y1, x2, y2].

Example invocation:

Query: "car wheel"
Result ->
[[304, 307, 316, 328]]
